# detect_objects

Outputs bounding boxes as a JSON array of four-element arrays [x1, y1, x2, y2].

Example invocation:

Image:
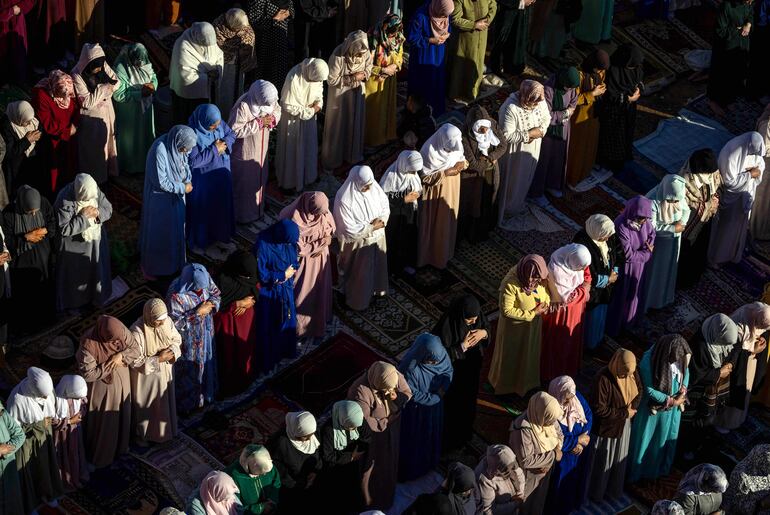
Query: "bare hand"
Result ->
[[756, 336, 767, 355], [371, 218, 386, 230], [474, 18, 489, 30], [185, 182, 193, 193], [0, 252, 10, 265], [196, 301, 214, 317], [310, 101, 322, 113], [284, 265, 296, 281], [528, 127, 544, 140], [353, 71, 367, 81], [645, 242, 654, 253], [555, 447, 563, 461], [534, 303, 549, 315], [711, 196, 720, 210], [273, 8, 290, 21], [749, 167, 761, 179], [578, 433, 591, 446], [0, 443, 15, 456], [215, 139, 228, 155], [158, 348, 175, 363], [105, 352, 123, 372], [12, 5, 21, 15], [719, 363, 733, 379], [674, 222, 685, 233], [741, 23, 751, 37], [26, 130, 42, 143], [608, 270, 619, 284], [592, 83, 607, 96], [572, 444, 583, 455], [69, 124, 77, 136], [404, 191, 420, 203], [627, 407, 637, 418], [628, 88, 641, 102]]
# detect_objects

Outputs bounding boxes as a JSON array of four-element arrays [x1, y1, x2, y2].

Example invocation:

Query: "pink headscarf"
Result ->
[[199, 471, 240, 515], [518, 80, 545, 110], [35, 70, 75, 109], [429, 0, 454, 38], [548, 375, 587, 432], [279, 191, 336, 253], [547, 243, 591, 302]]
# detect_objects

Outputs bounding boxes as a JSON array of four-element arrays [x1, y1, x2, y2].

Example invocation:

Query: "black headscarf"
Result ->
[[688, 148, 719, 175], [404, 492, 454, 515], [217, 250, 259, 308], [432, 294, 489, 360], [11, 185, 45, 253], [605, 43, 644, 99], [443, 462, 477, 515], [83, 56, 117, 93], [650, 334, 692, 396], [581, 48, 610, 73]]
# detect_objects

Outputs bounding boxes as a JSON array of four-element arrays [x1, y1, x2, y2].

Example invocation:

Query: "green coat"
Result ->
[[225, 461, 281, 515], [0, 406, 25, 515], [715, 0, 753, 52], [449, 0, 497, 100]]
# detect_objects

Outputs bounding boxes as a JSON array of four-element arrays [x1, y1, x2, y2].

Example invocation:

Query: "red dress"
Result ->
[[214, 300, 259, 397], [540, 267, 592, 382], [31, 86, 78, 195]]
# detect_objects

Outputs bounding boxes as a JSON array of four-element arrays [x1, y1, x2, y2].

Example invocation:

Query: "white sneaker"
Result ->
[[591, 168, 613, 183], [572, 175, 599, 193]]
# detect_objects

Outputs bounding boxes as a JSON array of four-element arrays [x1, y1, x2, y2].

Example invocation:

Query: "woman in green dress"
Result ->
[[225, 444, 281, 514], [448, 0, 497, 103], [112, 43, 158, 174], [0, 399, 26, 515]]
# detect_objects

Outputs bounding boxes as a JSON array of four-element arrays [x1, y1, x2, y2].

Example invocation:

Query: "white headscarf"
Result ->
[[285, 411, 320, 455], [237, 79, 279, 118], [547, 376, 588, 432], [73, 173, 102, 242], [333, 165, 390, 242], [6, 101, 39, 156], [6, 366, 56, 424], [170, 22, 224, 99], [718, 132, 766, 211], [585, 214, 615, 266], [54, 374, 88, 420], [472, 119, 500, 156], [380, 150, 423, 195], [547, 243, 592, 302], [420, 124, 465, 177]]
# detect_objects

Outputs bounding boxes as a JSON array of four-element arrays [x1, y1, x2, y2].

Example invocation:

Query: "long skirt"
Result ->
[[708, 200, 750, 265], [584, 303, 608, 350], [540, 300, 586, 382], [176, 345, 217, 414], [587, 419, 631, 502], [418, 173, 461, 269], [566, 113, 600, 186], [338, 234, 389, 311], [520, 467, 552, 515], [640, 232, 680, 312], [489, 317, 542, 396], [489, 5, 530, 75], [443, 348, 482, 450], [385, 211, 417, 273], [529, 136, 567, 198], [186, 167, 236, 249], [458, 173, 497, 243], [85, 366, 132, 467], [256, 291, 297, 373], [677, 219, 712, 288], [231, 134, 269, 224], [362, 417, 402, 510], [215, 303, 258, 397], [17, 423, 63, 513], [398, 401, 444, 481]]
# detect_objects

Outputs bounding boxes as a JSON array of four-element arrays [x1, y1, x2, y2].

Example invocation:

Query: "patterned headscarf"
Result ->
[[518, 80, 545, 110], [35, 70, 75, 109], [369, 14, 405, 67]]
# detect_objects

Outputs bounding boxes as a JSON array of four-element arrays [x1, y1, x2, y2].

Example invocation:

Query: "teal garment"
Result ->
[[627, 348, 690, 483], [113, 43, 158, 174], [573, 0, 614, 43], [531, 12, 568, 59], [0, 405, 25, 515], [186, 487, 244, 515], [225, 461, 281, 515]]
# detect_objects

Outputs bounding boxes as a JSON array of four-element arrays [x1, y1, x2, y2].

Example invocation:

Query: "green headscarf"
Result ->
[[332, 400, 364, 450], [548, 66, 580, 139]]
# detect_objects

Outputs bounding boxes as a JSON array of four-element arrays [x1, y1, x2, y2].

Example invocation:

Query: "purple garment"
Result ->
[[529, 82, 579, 197], [606, 196, 656, 336]]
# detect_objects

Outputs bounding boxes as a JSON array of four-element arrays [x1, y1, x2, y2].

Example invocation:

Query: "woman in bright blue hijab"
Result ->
[[397, 332, 453, 481], [186, 103, 237, 252], [166, 263, 222, 413], [253, 219, 300, 374]]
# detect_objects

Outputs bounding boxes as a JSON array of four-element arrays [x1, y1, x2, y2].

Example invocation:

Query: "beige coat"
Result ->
[[508, 415, 563, 498]]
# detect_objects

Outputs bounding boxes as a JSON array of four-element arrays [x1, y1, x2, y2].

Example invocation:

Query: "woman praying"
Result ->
[[751, 105, 770, 241], [166, 263, 221, 414], [442, 462, 480, 514], [112, 42, 157, 174], [365, 14, 405, 147], [279, 192, 336, 339], [418, 124, 467, 269], [628, 334, 691, 482], [71, 43, 119, 184], [434, 294, 489, 450], [348, 361, 412, 510], [448, 0, 496, 103], [275, 58, 329, 192], [573, 214, 619, 349], [322, 30, 372, 170], [54, 173, 113, 312], [674, 463, 728, 515], [214, 251, 259, 397], [270, 411, 323, 511], [587, 348, 641, 503], [540, 243, 591, 382], [546, 376, 593, 515], [707, 0, 753, 114], [6, 367, 63, 512], [459, 106, 506, 243], [640, 174, 690, 313], [128, 298, 181, 445], [52, 375, 89, 491], [246, 0, 294, 92], [407, 0, 454, 116], [475, 444, 526, 514], [708, 132, 766, 265], [509, 391, 563, 515], [1, 100, 46, 196], [187, 470, 243, 515], [606, 196, 656, 336], [254, 219, 300, 373], [169, 22, 224, 124], [139, 125, 196, 279], [77, 316, 141, 468], [333, 165, 390, 311], [212, 8, 257, 117], [224, 444, 281, 514], [677, 149, 721, 288], [398, 333, 453, 481], [380, 152, 422, 275], [0, 398, 25, 515], [229, 79, 280, 223], [488, 254, 550, 396], [497, 80, 550, 229]]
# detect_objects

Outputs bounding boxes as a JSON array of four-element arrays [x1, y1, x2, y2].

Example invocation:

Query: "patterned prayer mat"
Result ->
[[686, 93, 766, 135], [622, 18, 710, 75]]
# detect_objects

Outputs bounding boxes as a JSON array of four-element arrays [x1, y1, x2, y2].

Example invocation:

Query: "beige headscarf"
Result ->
[[585, 214, 616, 266], [140, 298, 173, 357], [341, 30, 371, 75], [524, 392, 562, 453], [608, 348, 639, 406], [367, 361, 399, 416], [6, 101, 39, 157], [73, 173, 101, 241]]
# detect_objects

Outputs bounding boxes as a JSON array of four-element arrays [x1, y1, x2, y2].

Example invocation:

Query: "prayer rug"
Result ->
[[130, 433, 224, 502], [184, 388, 297, 466], [270, 330, 388, 415], [61, 454, 183, 514], [622, 18, 710, 75], [547, 185, 625, 226], [611, 27, 677, 94], [404, 264, 497, 317], [450, 233, 523, 304], [686, 93, 765, 135]]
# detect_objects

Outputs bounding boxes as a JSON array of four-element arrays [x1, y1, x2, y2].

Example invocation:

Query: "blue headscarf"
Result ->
[[398, 333, 453, 405], [188, 103, 224, 148], [159, 125, 197, 182], [254, 219, 300, 330], [168, 263, 211, 294]]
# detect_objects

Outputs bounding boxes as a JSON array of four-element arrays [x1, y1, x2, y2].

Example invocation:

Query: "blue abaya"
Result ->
[[253, 219, 300, 373], [397, 333, 453, 481], [186, 104, 237, 249], [406, 3, 451, 116]]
